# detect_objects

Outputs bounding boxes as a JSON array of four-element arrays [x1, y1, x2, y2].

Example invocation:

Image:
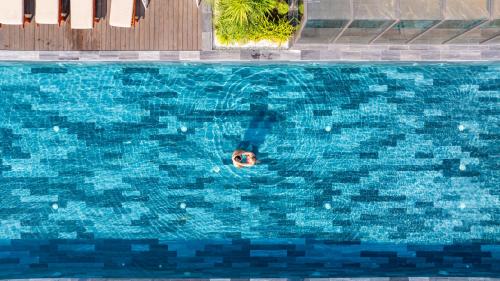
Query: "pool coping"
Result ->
[[0, 45, 500, 62]]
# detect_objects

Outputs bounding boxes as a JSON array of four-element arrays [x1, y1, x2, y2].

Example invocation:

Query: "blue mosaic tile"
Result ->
[[0, 62, 498, 277], [0, 239, 497, 278]]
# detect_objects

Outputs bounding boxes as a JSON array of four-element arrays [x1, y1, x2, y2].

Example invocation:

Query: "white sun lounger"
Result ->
[[70, 0, 96, 29], [0, 0, 29, 26], [36, 0, 63, 25], [109, 0, 137, 28]]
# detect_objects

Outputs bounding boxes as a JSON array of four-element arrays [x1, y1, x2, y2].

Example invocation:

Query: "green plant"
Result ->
[[298, 3, 304, 15], [214, 0, 297, 45], [256, 18, 295, 43], [276, 1, 289, 15], [216, 0, 276, 26]]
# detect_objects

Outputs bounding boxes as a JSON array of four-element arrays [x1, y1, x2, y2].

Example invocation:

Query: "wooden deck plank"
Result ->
[[167, 0, 174, 50], [99, 0, 106, 50], [128, 23, 134, 50], [19, 22, 29, 50], [38, 24, 45, 50], [179, 0, 183, 49], [105, 0, 112, 51], [84, 29, 91, 50], [57, 23, 64, 51], [127, 0, 135, 52], [113, 26, 118, 50], [183, 0, 188, 50], [169, 0, 174, 50], [156, 0, 162, 50], [123, 25, 129, 50], [181, 0, 186, 50], [173, 0, 179, 50], [0, 0, 201, 51], [12, 25, 20, 50], [33, 24, 39, 50], [122, 27, 128, 50], [142, 4, 148, 50], [139, 6, 146, 51], [45, 25, 50, 51], [190, 0, 196, 50], [40, 24, 46, 50], [19, 22, 25, 50], [47, 25, 54, 51], [53, 25, 59, 51], [11, 26, 17, 49], [45, 24, 51, 50], [43, 24, 50, 50], [29, 23, 36, 51], [197, 0, 201, 49], [91, 18, 98, 50], [154, 0, 160, 50], [0, 26, 4, 49], [11, 25, 17, 50], [95, 0, 101, 50], [64, 23, 70, 50], [110, 26, 116, 51], [133, 12, 140, 51], [151, 0, 156, 50], [97, 6, 103, 50], [158, 0, 164, 50], [62, 20, 69, 50], [35, 24, 41, 50], [52, 25, 58, 50], [4, 26, 10, 49], [146, 0, 153, 50], [190, 0, 195, 50], [118, 26, 124, 50], [117, 27, 122, 51]]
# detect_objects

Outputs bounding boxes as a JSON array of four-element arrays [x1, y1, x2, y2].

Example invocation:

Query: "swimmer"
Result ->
[[232, 150, 257, 168]]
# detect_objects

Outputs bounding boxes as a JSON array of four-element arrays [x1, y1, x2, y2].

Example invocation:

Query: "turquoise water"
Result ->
[[0, 62, 498, 245]]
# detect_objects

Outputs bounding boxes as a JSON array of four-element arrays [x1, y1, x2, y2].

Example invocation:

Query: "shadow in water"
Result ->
[[237, 110, 279, 158]]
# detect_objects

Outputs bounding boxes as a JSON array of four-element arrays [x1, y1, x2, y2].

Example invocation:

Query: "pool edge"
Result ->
[[0, 46, 500, 62]]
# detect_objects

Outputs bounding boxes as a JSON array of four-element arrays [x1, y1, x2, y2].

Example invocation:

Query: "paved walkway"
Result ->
[[0, 45, 499, 61]]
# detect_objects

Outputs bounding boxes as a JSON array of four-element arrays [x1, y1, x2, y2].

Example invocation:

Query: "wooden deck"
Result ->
[[0, 0, 202, 51]]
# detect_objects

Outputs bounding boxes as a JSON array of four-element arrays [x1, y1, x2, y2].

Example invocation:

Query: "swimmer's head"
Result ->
[[234, 155, 242, 162]]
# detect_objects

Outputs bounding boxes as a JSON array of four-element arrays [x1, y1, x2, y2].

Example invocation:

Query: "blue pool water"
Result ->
[[0, 62, 498, 278]]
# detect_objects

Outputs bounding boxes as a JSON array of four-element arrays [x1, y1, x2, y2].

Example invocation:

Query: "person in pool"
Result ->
[[232, 150, 257, 168]]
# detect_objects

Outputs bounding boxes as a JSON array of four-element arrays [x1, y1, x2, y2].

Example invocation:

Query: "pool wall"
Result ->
[[0, 239, 498, 278]]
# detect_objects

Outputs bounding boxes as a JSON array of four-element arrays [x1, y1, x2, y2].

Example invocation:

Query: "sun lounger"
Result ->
[[36, 0, 64, 25], [70, 0, 97, 29], [0, 0, 31, 26], [109, 0, 137, 28]]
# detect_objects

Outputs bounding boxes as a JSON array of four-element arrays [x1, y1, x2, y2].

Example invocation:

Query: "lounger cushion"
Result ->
[[0, 0, 24, 25], [71, 0, 93, 29], [36, 0, 59, 24], [109, 0, 134, 28]]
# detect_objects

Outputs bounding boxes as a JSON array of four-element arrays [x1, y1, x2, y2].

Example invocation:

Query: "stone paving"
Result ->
[[0, 44, 499, 61]]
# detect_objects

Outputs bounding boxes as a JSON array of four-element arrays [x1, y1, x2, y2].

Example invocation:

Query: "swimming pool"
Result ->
[[0, 62, 498, 277]]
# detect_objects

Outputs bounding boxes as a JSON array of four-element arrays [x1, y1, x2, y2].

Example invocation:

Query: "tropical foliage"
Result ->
[[276, 1, 289, 15], [214, 0, 296, 45]]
